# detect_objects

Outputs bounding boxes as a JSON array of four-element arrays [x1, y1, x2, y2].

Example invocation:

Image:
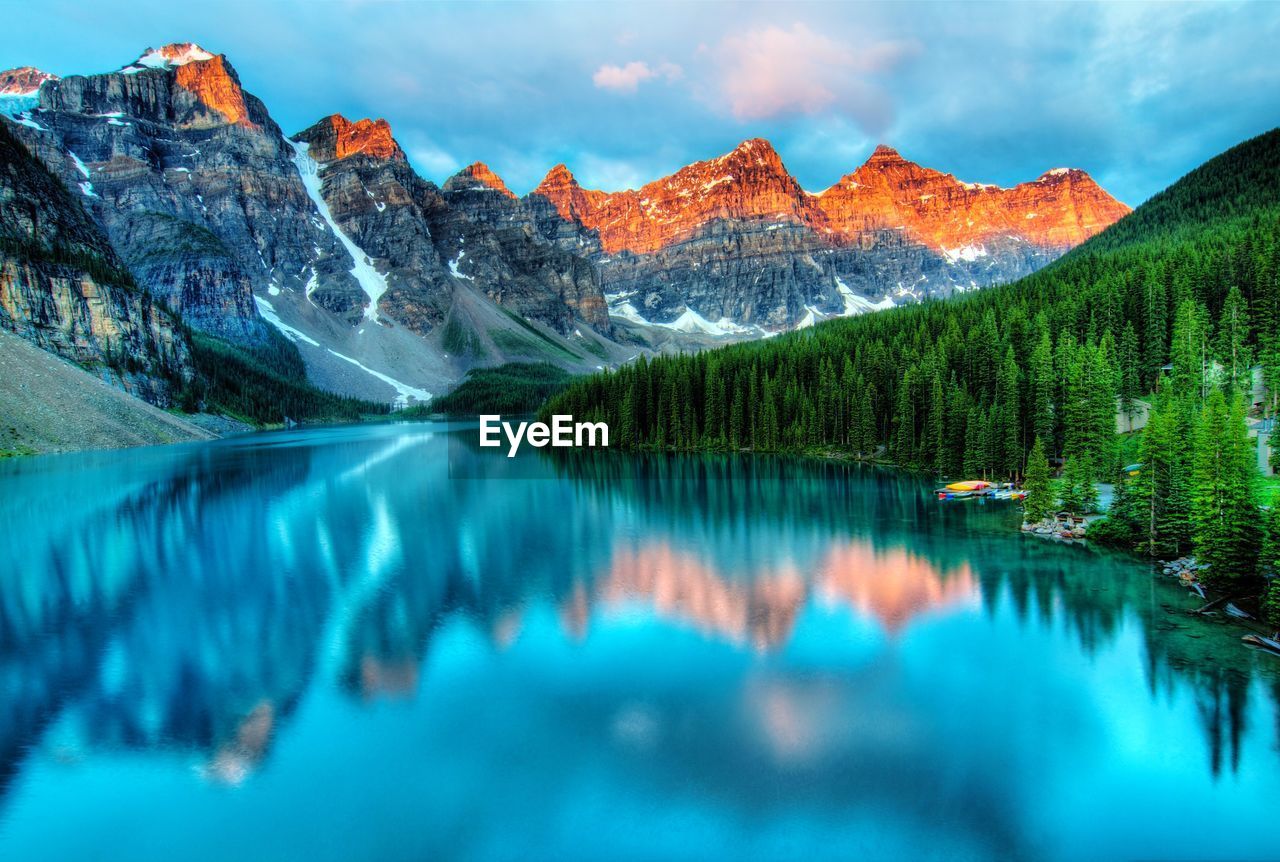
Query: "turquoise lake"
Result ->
[[0, 422, 1277, 861]]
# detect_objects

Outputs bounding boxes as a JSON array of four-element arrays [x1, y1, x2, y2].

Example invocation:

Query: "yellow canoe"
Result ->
[[945, 481, 991, 492]]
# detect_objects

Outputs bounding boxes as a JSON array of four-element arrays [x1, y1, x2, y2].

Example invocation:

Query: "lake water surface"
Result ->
[[0, 423, 1277, 861]]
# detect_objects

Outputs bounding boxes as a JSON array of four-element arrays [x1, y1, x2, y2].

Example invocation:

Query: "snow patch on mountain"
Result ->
[[796, 305, 825, 329], [323, 350, 430, 408], [255, 295, 429, 407], [611, 301, 650, 325], [659, 307, 763, 337], [835, 277, 896, 316], [290, 138, 390, 322], [66, 151, 98, 197], [942, 244, 988, 263], [254, 295, 319, 346], [122, 44, 215, 74], [448, 250, 473, 280]]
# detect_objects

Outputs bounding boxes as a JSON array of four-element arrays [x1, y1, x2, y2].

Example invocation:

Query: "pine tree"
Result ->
[[1022, 436, 1055, 523], [995, 347, 1021, 478], [1170, 299, 1211, 401], [619, 384, 636, 447], [963, 407, 984, 478], [1091, 467, 1145, 547], [1118, 321, 1141, 425], [1216, 286, 1252, 390], [1088, 337, 1120, 476], [927, 371, 946, 475], [1261, 497, 1280, 578], [1191, 389, 1263, 583], [1028, 329, 1055, 451], [1060, 453, 1099, 513], [859, 383, 878, 457], [1143, 273, 1168, 382], [1136, 385, 1195, 558]]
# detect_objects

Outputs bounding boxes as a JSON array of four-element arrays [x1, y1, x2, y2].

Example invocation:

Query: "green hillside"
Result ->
[[401, 362, 572, 417], [548, 128, 1280, 464]]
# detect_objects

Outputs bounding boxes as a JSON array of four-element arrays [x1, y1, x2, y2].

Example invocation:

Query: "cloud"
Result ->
[[5, 0, 1277, 206], [711, 23, 917, 130], [400, 131, 460, 179], [593, 60, 682, 93], [573, 152, 651, 191]]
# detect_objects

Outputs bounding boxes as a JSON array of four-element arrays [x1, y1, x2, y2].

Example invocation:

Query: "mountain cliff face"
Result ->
[[290, 115, 611, 361], [1, 45, 369, 342], [0, 47, 621, 405], [816, 144, 1129, 253], [436, 161, 610, 335], [0, 42, 1131, 409], [535, 139, 822, 256], [0, 120, 191, 405], [291, 113, 453, 335], [531, 140, 1130, 329]]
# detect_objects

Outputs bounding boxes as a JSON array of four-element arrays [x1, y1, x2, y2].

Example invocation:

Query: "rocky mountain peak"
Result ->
[[173, 55, 251, 126], [665, 137, 796, 199], [446, 162, 516, 197], [531, 163, 610, 224], [1035, 166, 1089, 185], [536, 163, 580, 192], [109, 43, 255, 127], [0, 67, 58, 96], [838, 143, 941, 187], [536, 137, 820, 256], [716, 137, 784, 169], [814, 144, 1130, 252], [867, 143, 906, 163], [294, 114, 404, 163], [122, 43, 217, 72]]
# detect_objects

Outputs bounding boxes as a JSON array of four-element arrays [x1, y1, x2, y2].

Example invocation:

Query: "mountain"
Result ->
[[0, 41, 1129, 417], [530, 139, 1128, 330], [544, 128, 1280, 475], [0, 105, 391, 436], [0, 119, 192, 405], [0, 66, 58, 111], [0, 46, 364, 344], [815, 144, 1127, 252], [0, 45, 625, 406], [285, 114, 627, 395]]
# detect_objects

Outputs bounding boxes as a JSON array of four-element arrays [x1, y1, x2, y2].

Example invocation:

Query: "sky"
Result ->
[[2, 0, 1278, 206]]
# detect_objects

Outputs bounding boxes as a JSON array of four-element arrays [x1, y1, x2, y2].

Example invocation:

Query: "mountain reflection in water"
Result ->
[[0, 424, 1276, 861]]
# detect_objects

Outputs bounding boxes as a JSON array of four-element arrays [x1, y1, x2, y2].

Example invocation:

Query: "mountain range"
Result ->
[[0, 43, 1129, 414]]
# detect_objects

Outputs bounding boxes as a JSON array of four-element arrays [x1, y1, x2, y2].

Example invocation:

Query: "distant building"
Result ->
[[1249, 415, 1275, 477], [1116, 397, 1152, 434]]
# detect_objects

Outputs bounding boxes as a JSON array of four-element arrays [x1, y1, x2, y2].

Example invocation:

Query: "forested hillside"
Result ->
[[545, 128, 1280, 587], [402, 363, 572, 417], [547, 128, 1279, 468]]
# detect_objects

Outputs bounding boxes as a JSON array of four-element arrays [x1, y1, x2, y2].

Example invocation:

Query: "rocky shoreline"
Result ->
[[1020, 513, 1097, 542]]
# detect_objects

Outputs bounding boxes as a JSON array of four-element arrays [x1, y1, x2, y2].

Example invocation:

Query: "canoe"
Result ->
[[945, 481, 990, 492], [937, 490, 979, 500]]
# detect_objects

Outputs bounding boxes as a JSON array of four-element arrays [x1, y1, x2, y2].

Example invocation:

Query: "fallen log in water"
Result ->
[[1242, 634, 1280, 656]]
